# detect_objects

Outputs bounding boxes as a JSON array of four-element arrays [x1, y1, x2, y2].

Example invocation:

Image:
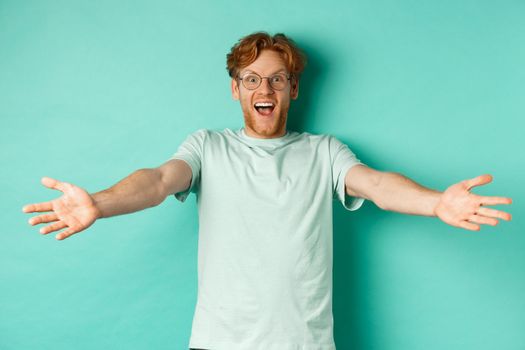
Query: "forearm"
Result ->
[[374, 172, 441, 217], [92, 168, 166, 219]]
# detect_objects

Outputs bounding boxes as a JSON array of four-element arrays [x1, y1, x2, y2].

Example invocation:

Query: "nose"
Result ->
[[257, 77, 274, 94]]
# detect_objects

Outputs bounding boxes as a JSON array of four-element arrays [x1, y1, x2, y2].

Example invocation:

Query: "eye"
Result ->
[[271, 74, 284, 83], [244, 74, 259, 84]]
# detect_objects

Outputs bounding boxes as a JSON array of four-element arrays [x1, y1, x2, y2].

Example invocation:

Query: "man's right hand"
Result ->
[[23, 177, 101, 240]]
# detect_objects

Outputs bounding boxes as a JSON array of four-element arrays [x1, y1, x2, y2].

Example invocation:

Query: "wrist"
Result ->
[[431, 191, 443, 217], [91, 191, 107, 219]]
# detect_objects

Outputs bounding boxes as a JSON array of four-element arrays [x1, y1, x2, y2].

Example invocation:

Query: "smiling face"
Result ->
[[231, 50, 299, 139]]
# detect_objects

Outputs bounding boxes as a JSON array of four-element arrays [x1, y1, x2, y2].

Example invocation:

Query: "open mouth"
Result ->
[[254, 102, 275, 116]]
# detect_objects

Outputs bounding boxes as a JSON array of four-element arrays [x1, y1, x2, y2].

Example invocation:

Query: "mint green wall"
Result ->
[[1, 1, 523, 349]]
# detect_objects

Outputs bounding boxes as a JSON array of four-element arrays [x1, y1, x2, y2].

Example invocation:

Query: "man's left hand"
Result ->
[[434, 174, 512, 231]]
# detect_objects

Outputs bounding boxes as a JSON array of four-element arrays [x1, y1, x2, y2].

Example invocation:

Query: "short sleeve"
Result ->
[[329, 136, 365, 211], [169, 129, 207, 202]]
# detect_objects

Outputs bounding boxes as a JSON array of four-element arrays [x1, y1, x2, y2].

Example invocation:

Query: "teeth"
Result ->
[[254, 102, 274, 107]]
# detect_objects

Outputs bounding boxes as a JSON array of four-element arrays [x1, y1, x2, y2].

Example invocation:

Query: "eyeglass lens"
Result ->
[[240, 73, 288, 90]]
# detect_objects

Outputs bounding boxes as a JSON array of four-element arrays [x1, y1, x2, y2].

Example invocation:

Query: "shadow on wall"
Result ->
[[332, 201, 376, 349], [330, 147, 400, 349], [288, 38, 392, 349], [286, 39, 325, 133]]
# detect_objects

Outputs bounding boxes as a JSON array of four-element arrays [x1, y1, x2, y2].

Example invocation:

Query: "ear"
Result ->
[[290, 78, 299, 100], [231, 78, 240, 100]]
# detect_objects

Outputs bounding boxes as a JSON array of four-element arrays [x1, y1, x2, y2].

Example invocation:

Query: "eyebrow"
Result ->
[[240, 68, 287, 76]]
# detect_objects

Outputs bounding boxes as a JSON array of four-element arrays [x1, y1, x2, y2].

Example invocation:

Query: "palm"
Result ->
[[53, 184, 98, 227], [434, 174, 512, 231], [23, 177, 101, 240]]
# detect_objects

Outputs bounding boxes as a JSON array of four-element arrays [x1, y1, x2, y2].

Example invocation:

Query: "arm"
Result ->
[[22, 159, 192, 240], [93, 159, 192, 218], [345, 165, 512, 231]]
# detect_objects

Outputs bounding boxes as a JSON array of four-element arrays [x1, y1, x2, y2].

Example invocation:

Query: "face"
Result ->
[[231, 49, 299, 139]]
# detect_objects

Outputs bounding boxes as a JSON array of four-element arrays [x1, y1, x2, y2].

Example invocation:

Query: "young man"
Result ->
[[23, 32, 512, 350]]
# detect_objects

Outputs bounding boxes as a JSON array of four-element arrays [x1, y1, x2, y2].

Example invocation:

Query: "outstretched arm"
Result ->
[[91, 159, 191, 218], [345, 165, 512, 231], [22, 159, 192, 240]]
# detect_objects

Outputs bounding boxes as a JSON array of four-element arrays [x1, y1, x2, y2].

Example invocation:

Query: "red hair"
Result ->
[[226, 32, 307, 80]]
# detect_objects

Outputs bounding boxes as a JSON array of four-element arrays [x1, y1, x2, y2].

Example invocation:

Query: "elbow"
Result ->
[[375, 200, 389, 211], [139, 168, 168, 207], [155, 182, 169, 207], [372, 194, 388, 211], [369, 171, 397, 211], [153, 190, 167, 207]]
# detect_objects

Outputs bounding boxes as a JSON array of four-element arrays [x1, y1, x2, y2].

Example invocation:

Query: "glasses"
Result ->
[[237, 72, 292, 91]]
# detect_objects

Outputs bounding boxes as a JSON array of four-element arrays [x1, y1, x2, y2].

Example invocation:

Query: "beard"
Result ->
[[242, 105, 288, 138]]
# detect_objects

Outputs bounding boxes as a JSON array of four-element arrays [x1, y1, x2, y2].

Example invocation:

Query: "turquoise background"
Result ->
[[1, 0, 523, 349]]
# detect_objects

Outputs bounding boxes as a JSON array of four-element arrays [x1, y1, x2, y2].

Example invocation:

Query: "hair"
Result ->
[[226, 32, 307, 81]]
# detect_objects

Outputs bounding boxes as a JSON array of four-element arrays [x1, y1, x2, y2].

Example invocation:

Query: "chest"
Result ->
[[199, 142, 332, 204]]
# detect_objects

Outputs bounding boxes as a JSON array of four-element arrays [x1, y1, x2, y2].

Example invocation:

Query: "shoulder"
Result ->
[[187, 128, 212, 138], [190, 128, 238, 136], [296, 133, 358, 159], [183, 128, 239, 145], [184, 128, 224, 141]]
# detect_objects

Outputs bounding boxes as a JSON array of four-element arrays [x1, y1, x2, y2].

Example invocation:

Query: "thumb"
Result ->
[[41, 177, 66, 192], [464, 174, 493, 191]]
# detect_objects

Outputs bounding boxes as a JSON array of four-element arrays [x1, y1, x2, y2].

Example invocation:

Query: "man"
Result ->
[[23, 32, 512, 350]]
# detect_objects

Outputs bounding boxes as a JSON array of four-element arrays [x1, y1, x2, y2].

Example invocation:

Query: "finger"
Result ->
[[40, 221, 67, 235], [22, 202, 53, 213], [469, 214, 499, 226], [477, 207, 512, 221], [28, 213, 58, 225], [41, 176, 68, 192], [56, 228, 78, 240], [458, 221, 480, 231], [479, 196, 513, 206], [464, 174, 493, 191]]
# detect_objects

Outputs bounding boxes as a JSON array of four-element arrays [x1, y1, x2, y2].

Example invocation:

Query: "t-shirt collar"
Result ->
[[239, 128, 289, 144]]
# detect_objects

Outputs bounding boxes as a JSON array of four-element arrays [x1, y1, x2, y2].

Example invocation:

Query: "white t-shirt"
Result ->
[[171, 128, 364, 350]]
